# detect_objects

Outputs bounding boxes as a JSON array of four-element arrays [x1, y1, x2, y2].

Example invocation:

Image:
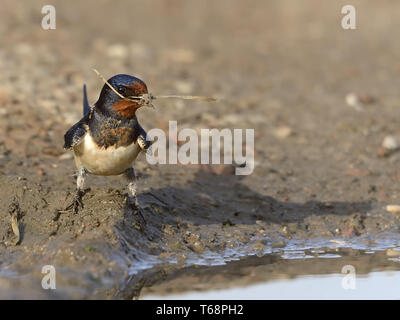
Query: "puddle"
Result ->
[[2, 232, 400, 299], [129, 233, 400, 276], [143, 271, 400, 300], [140, 233, 400, 299]]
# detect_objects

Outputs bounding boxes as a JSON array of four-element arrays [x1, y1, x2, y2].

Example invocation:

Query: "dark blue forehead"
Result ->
[[107, 74, 143, 87]]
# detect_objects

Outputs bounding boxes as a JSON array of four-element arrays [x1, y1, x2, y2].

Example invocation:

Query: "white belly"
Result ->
[[73, 134, 141, 176]]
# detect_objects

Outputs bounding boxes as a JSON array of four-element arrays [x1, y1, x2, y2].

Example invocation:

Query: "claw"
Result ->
[[66, 190, 85, 214], [127, 196, 147, 229]]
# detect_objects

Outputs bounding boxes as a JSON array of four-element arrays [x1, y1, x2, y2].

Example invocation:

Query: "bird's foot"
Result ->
[[126, 196, 147, 230], [65, 189, 85, 214]]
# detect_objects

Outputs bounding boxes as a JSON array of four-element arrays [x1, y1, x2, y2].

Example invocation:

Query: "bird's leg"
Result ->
[[125, 167, 140, 207], [124, 167, 146, 226], [66, 167, 87, 214]]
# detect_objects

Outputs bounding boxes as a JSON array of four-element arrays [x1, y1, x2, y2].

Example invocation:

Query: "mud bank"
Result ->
[[1, 169, 400, 299]]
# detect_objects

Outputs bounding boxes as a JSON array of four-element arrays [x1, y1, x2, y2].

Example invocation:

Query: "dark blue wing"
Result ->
[[63, 115, 88, 150], [135, 122, 152, 150], [83, 84, 91, 116]]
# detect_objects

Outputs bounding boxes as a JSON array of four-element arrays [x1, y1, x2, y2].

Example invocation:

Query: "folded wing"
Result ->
[[64, 115, 89, 150]]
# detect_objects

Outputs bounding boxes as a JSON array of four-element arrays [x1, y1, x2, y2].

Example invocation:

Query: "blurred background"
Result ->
[[1, 0, 400, 201], [2, 0, 400, 299]]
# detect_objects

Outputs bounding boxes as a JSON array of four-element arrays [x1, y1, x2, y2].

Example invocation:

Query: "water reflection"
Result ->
[[143, 271, 400, 299], [140, 238, 400, 299]]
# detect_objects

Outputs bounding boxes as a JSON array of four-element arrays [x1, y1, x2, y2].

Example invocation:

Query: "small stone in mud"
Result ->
[[386, 248, 400, 257], [37, 169, 46, 176], [273, 126, 293, 139], [249, 241, 266, 257], [188, 241, 205, 254], [382, 135, 400, 151], [345, 93, 363, 111], [162, 224, 176, 236], [386, 205, 400, 214]]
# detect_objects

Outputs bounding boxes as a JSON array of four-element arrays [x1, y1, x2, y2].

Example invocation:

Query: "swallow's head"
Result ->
[[96, 74, 148, 119]]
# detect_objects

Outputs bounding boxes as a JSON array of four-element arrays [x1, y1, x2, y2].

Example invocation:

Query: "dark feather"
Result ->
[[63, 114, 89, 150], [83, 84, 91, 116], [135, 122, 152, 150], [88, 109, 150, 149]]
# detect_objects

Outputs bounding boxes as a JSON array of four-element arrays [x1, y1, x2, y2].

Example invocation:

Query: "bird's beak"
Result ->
[[126, 93, 155, 109], [140, 93, 155, 109]]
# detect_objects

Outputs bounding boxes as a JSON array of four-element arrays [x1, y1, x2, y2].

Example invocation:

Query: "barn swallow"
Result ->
[[64, 74, 152, 215]]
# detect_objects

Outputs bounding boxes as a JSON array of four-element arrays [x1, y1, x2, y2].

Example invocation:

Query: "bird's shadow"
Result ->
[[120, 167, 372, 234]]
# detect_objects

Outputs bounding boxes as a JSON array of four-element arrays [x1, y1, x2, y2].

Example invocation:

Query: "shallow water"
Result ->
[[143, 271, 400, 300], [140, 234, 400, 299], [131, 233, 400, 275], [2, 233, 400, 299]]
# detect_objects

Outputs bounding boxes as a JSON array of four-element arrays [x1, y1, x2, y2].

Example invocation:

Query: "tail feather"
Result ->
[[83, 84, 90, 116]]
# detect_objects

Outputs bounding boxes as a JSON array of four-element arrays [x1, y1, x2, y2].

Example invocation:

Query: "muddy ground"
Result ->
[[1, 1, 400, 299]]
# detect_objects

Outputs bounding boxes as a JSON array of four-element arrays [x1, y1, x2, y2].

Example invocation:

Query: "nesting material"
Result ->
[[11, 213, 20, 244], [8, 200, 21, 245], [93, 69, 217, 109]]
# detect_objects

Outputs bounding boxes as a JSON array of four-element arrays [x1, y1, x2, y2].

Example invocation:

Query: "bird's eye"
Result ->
[[117, 86, 126, 95]]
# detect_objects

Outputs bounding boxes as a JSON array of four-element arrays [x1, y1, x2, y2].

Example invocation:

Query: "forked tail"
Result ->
[[83, 84, 90, 116]]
